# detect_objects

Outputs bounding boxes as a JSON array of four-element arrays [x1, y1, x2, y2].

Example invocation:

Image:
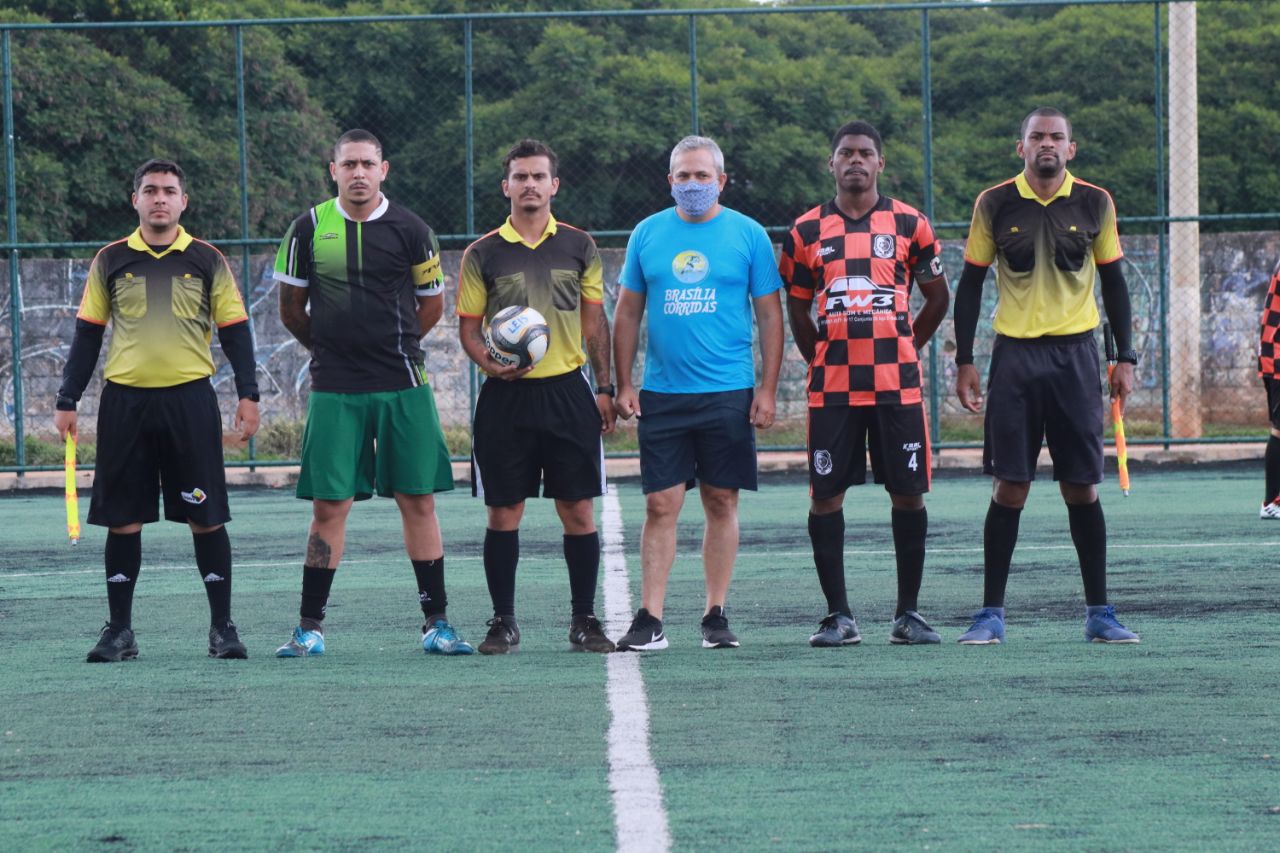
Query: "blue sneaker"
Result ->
[[957, 607, 1005, 645], [275, 626, 324, 657], [422, 618, 476, 655], [1084, 605, 1140, 644]]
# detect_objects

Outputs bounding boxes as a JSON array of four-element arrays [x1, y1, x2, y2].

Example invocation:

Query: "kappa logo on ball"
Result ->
[[813, 449, 834, 476], [181, 487, 207, 505]]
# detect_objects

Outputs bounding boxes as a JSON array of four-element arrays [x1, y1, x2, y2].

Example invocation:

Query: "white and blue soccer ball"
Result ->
[[485, 305, 550, 370]]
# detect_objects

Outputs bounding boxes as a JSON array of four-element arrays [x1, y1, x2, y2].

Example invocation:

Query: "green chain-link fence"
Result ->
[[4, 0, 1279, 471]]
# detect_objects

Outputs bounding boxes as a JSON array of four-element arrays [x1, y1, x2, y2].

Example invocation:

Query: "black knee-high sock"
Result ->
[[412, 558, 448, 621], [891, 507, 928, 617], [300, 565, 336, 632], [104, 530, 142, 628], [564, 532, 600, 616], [484, 528, 519, 617], [1265, 436, 1280, 504], [192, 527, 233, 626], [983, 501, 1022, 608], [808, 510, 850, 615], [1067, 499, 1108, 606]]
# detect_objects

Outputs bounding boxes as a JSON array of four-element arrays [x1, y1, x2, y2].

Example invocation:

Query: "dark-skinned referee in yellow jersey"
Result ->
[[952, 107, 1139, 645], [55, 159, 261, 662]]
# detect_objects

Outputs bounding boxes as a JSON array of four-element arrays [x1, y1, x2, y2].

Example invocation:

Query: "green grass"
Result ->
[[2, 462, 1279, 849]]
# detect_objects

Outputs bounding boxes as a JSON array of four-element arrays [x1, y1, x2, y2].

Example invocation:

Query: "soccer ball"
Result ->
[[486, 305, 550, 369]]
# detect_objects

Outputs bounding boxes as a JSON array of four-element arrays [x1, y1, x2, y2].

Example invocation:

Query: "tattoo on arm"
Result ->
[[583, 305, 611, 382], [305, 532, 333, 568]]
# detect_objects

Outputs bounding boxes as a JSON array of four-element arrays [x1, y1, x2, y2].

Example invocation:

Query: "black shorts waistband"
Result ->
[[105, 377, 212, 393], [996, 330, 1095, 346], [486, 369, 585, 386]]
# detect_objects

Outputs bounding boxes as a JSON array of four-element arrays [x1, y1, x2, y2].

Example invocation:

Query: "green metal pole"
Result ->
[[234, 25, 258, 470], [464, 19, 478, 416], [920, 9, 941, 448], [1153, 2, 1170, 446], [3, 30, 23, 472], [688, 16, 699, 135]]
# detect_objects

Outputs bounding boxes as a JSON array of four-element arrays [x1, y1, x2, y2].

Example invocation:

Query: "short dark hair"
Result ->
[[831, 121, 883, 156], [333, 128, 383, 160], [1020, 107, 1072, 140], [133, 158, 184, 193], [503, 138, 558, 179]]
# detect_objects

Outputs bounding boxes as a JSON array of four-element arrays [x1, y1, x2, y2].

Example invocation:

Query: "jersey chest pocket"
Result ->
[[112, 276, 147, 320], [549, 269, 580, 311], [1052, 227, 1092, 272], [171, 275, 207, 320], [491, 272, 526, 308], [996, 228, 1037, 274]]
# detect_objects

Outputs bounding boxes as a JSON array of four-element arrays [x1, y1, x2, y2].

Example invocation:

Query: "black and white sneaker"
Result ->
[[616, 608, 668, 651], [209, 620, 249, 659], [86, 623, 138, 662], [700, 606, 739, 649], [478, 615, 521, 655], [569, 614, 616, 653]]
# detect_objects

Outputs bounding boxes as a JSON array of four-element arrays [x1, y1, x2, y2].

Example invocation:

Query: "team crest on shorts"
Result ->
[[872, 234, 896, 260], [813, 449, 834, 476], [181, 487, 207, 505]]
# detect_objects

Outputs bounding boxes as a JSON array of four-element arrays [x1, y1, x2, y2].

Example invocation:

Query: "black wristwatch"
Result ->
[[595, 384, 616, 397], [1115, 349, 1139, 365], [55, 394, 77, 412], [241, 392, 261, 403]]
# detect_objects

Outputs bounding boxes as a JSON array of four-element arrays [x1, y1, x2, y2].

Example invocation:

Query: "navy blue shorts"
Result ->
[[636, 389, 757, 494], [88, 379, 230, 528], [982, 332, 1104, 484], [807, 403, 931, 499], [471, 370, 605, 506]]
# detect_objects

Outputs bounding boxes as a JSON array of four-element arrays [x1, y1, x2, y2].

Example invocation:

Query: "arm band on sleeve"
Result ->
[[1098, 261, 1134, 354], [952, 262, 988, 365], [57, 319, 106, 403], [217, 320, 260, 399]]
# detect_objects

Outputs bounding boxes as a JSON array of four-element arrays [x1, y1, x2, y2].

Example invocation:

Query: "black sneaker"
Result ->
[[700, 606, 739, 649], [209, 620, 249, 659], [616, 608, 668, 651], [478, 615, 520, 655], [569, 614, 615, 653], [86, 623, 138, 663]]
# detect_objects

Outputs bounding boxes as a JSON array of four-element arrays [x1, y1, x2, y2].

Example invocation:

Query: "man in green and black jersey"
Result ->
[[56, 159, 260, 662], [273, 129, 474, 658]]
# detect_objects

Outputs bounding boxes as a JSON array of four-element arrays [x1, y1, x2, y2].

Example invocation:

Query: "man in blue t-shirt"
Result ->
[[613, 135, 784, 651]]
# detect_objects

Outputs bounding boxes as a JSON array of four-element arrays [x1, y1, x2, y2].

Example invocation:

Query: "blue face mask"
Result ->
[[671, 179, 720, 217]]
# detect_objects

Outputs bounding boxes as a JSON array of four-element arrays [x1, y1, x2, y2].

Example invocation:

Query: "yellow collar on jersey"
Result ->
[[499, 214, 558, 250], [1015, 170, 1076, 207], [126, 225, 193, 259]]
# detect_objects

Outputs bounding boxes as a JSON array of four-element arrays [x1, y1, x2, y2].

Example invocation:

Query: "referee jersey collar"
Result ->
[[335, 193, 390, 222], [1015, 170, 1076, 206], [126, 225, 193, 258], [499, 214, 558, 249]]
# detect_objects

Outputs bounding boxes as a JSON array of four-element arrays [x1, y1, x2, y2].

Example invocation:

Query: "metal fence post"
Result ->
[[1153, 1, 1171, 446], [234, 24, 258, 469], [464, 18, 478, 416], [688, 15, 699, 136], [920, 8, 941, 447], [3, 30, 23, 471]]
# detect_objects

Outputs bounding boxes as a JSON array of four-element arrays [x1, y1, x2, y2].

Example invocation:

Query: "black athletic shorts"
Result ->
[[88, 379, 230, 527], [807, 402, 931, 499], [471, 370, 605, 506], [983, 332, 1104, 484], [636, 388, 757, 495], [1265, 376, 1280, 431]]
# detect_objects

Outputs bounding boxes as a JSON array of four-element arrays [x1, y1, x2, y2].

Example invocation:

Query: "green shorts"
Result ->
[[297, 385, 455, 501]]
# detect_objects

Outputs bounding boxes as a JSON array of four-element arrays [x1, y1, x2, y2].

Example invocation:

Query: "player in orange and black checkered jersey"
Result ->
[[1259, 259, 1280, 518], [780, 120, 950, 648]]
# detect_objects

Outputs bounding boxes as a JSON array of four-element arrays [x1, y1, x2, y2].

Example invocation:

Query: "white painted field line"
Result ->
[[601, 485, 671, 853]]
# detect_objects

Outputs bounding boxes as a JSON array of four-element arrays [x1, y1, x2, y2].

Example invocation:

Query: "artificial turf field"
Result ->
[[2, 461, 1279, 851]]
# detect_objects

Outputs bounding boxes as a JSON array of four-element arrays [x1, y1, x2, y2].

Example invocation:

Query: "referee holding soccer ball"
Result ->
[[458, 138, 617, 655]]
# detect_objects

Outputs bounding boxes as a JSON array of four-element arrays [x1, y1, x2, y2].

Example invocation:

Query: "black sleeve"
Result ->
[[952, 262, 989, 365], [216, 320, 260, 399], [1098, 261, 1134, 356], [57, 320, 107, 408]]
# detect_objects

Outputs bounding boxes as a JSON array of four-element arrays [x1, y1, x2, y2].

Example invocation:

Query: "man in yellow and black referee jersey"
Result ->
[[55, 158, 260, 662], [952, 107, 1140, 645]]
